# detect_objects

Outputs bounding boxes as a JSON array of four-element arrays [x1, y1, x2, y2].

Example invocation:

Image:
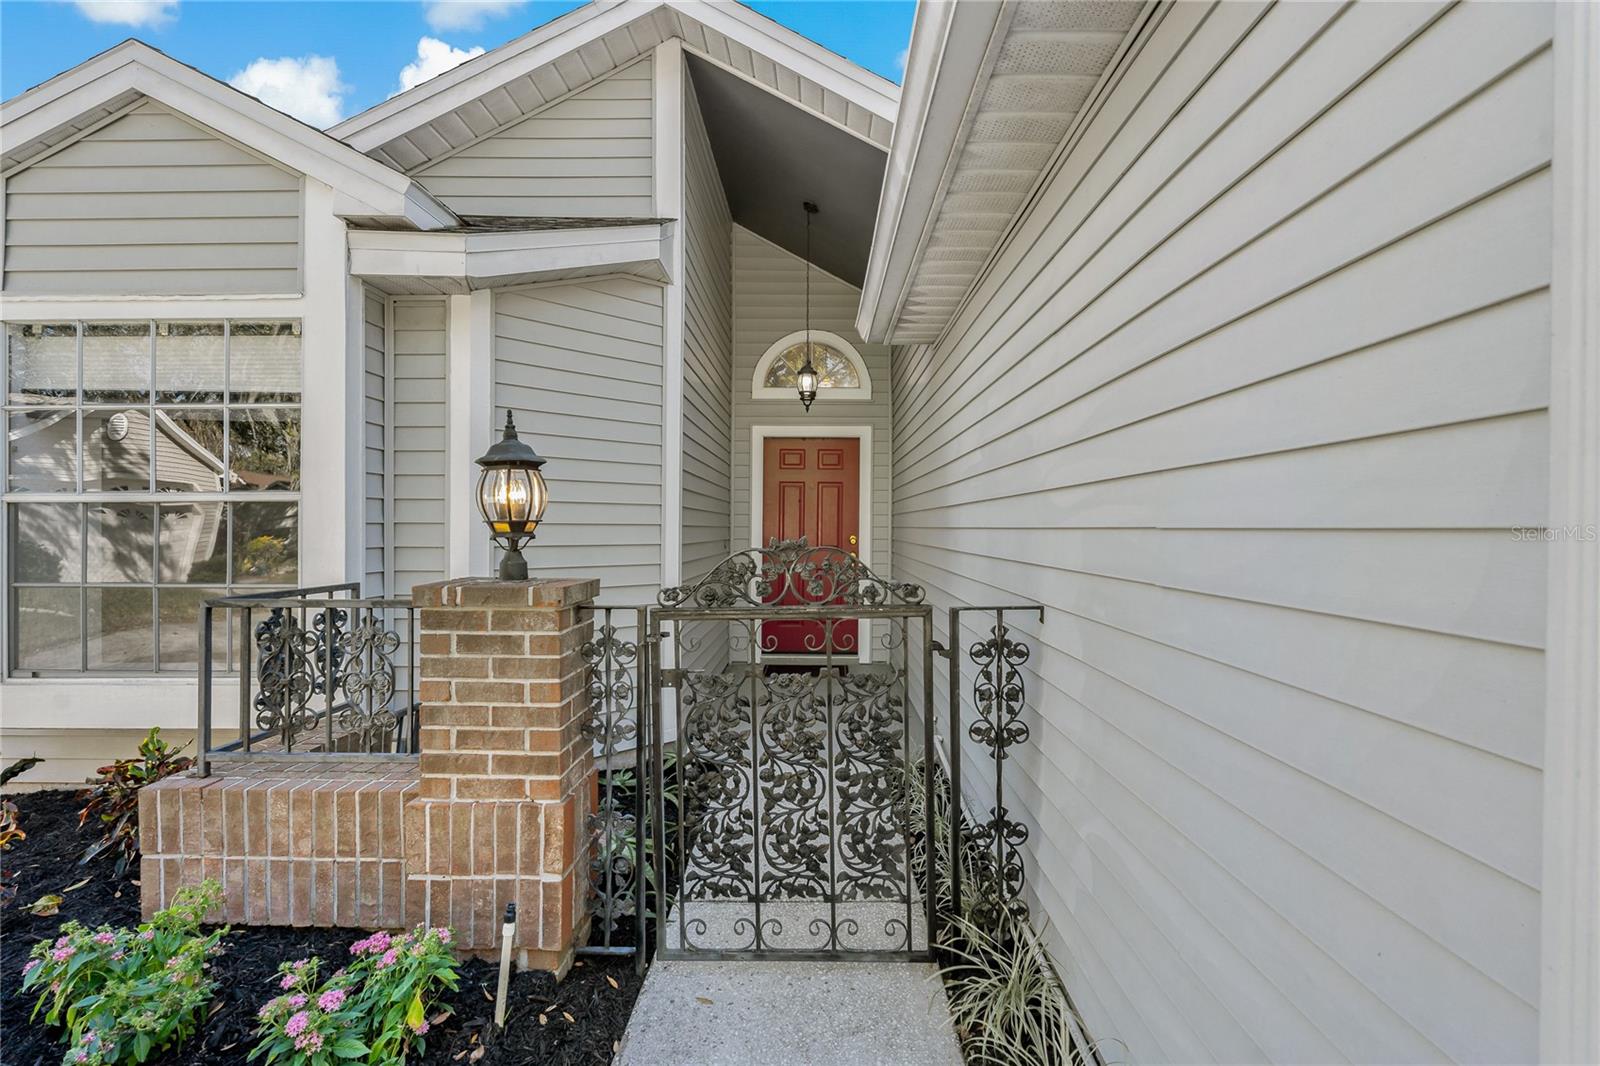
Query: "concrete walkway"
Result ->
[[616, 960, 965, 1066]]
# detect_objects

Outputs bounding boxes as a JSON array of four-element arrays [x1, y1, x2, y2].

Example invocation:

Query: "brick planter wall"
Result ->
[[404, 577, 599, 974], [139, 576, 600, 978], [139, 763, 416, 926]]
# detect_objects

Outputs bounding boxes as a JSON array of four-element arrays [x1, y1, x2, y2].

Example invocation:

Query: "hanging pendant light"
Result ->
[[797, 201, 820, 412]]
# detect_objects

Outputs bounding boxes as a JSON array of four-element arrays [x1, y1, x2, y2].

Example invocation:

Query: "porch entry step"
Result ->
[[616, 959, 963, 1066]]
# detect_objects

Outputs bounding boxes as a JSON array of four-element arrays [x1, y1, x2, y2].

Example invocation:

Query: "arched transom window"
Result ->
[[752, 329, 872, 401]]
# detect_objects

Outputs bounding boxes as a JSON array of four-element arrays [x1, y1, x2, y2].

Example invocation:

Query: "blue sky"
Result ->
[[0, 0, 914, 127]]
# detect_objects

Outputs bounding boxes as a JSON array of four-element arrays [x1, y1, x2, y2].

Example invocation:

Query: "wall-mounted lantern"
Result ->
[[475, 410, 549, 580]]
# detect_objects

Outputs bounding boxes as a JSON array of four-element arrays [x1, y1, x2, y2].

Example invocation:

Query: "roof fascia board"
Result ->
[[0, 38, 145, 122], [856, 0, 1013, 343], [2, 41, 456, 227], [664, 0, 898, 119], [329, 0, 638, 150]]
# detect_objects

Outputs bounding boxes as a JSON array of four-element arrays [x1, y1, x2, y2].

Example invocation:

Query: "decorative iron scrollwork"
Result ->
[[679, 671, 755, 904], [969, 622, 1030, 758], [758, 671, 829, 901], [834, 669, 907, 902], [581, 617, 641, 936], [966, 618, 1033, 924], [334, 614, 402, 748], [671, 655, 916, 955], [658, 536, 925, 610], [254, 608, 343, 748]]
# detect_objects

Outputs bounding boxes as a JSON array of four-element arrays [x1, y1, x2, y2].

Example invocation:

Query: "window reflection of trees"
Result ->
[[5, 319, 301, 674]]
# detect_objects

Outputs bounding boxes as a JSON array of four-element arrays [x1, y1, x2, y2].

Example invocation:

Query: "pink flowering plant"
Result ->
[[250, 925, 459, 1064], [19, 880, 227, 1065], [248, 957, 367, 1065]]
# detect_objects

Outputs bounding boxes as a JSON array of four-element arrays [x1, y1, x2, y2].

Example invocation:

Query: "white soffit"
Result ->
[[858, 0, 1146, 345], [329, 0, 899, 173]]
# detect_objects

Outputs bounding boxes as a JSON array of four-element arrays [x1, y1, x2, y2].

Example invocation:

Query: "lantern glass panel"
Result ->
[[477, 466, 547, 536]]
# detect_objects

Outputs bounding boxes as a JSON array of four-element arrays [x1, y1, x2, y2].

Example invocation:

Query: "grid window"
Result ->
[[5, 320, 301, 675]]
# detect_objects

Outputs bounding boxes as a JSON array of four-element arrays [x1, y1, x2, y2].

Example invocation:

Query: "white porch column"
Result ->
[[298, 178, 357, 586], [446, 289, 494, 579], [654, 37, 685, 589]]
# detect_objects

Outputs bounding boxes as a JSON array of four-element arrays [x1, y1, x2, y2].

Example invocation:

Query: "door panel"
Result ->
[[761, 437, 860, 655]]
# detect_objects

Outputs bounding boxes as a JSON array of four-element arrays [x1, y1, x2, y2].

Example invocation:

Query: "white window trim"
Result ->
[[1, 298, 314, 711], [748, 424, 873, 665], [751, 329, 873, 401]]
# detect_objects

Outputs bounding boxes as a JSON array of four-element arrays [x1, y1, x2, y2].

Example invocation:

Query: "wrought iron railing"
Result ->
[[936, 604, 1044, 927], [195, 583, 419, 776], [576, 604, 651, 974]]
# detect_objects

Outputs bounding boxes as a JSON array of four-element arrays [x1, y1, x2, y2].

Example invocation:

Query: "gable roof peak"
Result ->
[[1, 36, 458, 229], [330, 0, 897, 171]]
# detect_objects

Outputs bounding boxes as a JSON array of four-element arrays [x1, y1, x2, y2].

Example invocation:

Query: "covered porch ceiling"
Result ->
[[688, 54, 886, 288]]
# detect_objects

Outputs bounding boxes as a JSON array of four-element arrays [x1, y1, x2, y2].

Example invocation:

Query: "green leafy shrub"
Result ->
[[251, 925, 460, 1065], [20, 880, 228, 1065], [78, 727, 193, 876]]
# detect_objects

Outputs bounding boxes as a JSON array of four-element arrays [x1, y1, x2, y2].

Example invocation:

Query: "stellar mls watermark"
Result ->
[[1511, 525, 1600, 542]]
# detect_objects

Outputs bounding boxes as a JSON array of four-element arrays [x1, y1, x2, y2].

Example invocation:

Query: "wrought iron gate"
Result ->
[[653, 539, 934, 961], [578, 539, 1038, 968]]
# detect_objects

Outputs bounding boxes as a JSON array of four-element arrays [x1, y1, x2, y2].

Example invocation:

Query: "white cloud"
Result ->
[[394, 37, 486, 96], [423, 0, 524, 32], [229, 55, 347, 128], [71, 0, 178, 27], [896, 47, 909, 77]]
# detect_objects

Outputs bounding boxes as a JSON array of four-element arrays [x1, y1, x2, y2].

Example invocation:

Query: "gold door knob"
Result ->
[[848, 535, 857, 545]]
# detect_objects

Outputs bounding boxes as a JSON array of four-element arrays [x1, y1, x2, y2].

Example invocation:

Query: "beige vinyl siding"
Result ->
[[0, 728, 238, 788], [493, 279, 664, 608], [390, 299, 449, 597], [363, 290, 388, 597], [893, 2, 1552, 1063], [2, 99, 301, 295], [679, 75, 733, 669], [415, 58, 654, 218], [732, 224, 891, 572]]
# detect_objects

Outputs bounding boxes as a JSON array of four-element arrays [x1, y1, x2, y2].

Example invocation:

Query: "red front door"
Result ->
[[761, 437, 861, 655]]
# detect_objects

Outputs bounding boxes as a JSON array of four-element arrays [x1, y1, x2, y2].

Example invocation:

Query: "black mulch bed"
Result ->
[[0, 790, 644, 1066]]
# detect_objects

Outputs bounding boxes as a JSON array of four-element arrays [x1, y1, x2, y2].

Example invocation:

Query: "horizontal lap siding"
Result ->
[[494, 279, 664, 610], [3, 99, 301, 294], [731, 225, 892, 574], [415, 58, 653, 218], [680, 76, 734, 671], [391, 299, 449, 597], [364, 290, 387, 597], [893, 2, 1552, 1062]]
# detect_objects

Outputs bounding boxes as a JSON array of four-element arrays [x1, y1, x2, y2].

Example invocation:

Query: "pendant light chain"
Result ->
[[798, 201, 820, 411]]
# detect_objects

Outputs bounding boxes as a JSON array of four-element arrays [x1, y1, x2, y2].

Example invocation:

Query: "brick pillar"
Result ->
[[402, 577, 598, 974]]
